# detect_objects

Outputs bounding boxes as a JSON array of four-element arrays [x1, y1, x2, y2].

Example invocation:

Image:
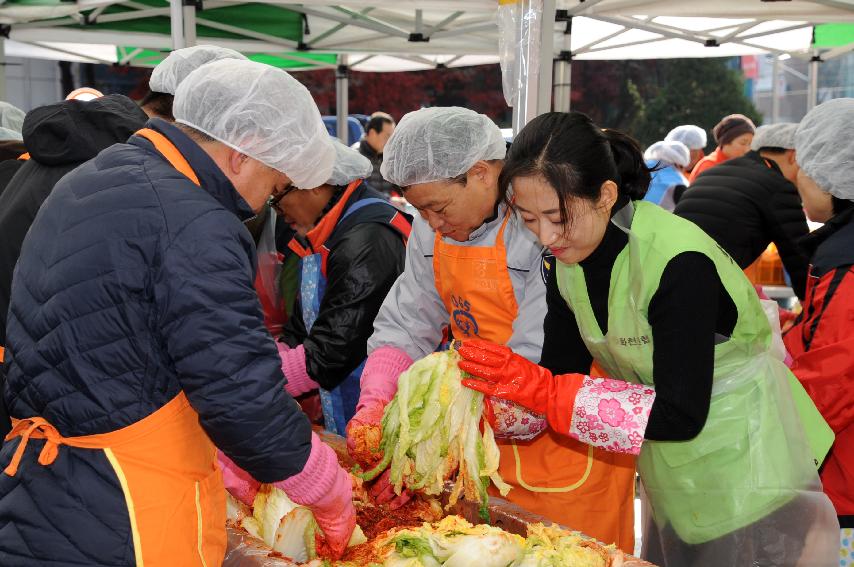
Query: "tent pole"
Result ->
[[0, 40, 6, 102], [511, 0, 545, 134], [183, 1, 197, 47], [336, 54, 349, 144], [537, 0, 556, 115], [808, 49, 820, 111], [169, 0, 185, 50], [771, 55, 781, 123], [553, 12, 572, 112]]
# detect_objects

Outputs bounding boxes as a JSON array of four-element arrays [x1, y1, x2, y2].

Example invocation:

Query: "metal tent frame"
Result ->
[[0, 0, 852, 137]]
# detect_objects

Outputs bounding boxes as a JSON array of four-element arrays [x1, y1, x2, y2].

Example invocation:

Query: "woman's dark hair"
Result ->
[[499, 111, 652, 227]]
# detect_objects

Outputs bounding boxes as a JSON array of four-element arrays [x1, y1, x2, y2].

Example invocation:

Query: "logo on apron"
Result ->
[[451, 294, 479, 337]]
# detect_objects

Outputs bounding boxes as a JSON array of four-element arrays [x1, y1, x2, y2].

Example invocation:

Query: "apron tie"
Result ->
[[4, 417, 63, 477]]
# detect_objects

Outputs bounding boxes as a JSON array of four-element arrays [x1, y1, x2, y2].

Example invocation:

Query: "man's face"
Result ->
[[403, 161, 501, 242], [269, 186, 331, 236], [367, 122, 395, 153], [229, 155, 292, 214]]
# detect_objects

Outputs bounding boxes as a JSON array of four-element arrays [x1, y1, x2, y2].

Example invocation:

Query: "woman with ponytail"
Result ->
[[459, 111, 839, 566]]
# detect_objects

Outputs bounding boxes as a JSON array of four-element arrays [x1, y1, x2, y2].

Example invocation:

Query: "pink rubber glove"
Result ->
[[356, 346, 413, 411], [276, 433, 356, 560], [346, 346, 413, 458], [218, 450, 261, 506], [277, 342, 320, 398]]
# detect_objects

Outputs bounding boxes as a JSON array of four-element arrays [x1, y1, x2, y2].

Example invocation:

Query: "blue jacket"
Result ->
[[644, 160, 686, 209], [0, 119, 311, 565]]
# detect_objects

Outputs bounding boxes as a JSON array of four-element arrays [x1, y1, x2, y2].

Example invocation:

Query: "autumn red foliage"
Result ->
[[290, 64, 513, 126]]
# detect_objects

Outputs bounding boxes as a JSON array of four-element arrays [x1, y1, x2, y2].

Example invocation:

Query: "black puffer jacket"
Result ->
[[674, 151, 810, 299], [0, 139, 26, 200], [0, 95, 148, 346], [282, 182, 409, 389], [0, 95, 147, 439]]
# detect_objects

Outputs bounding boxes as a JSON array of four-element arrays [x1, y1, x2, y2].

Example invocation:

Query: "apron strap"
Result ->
[[339, 197, 393, 222], [4, 417, 63, 476], [135, 128, 201, 187], [3, 393, 193, 477]]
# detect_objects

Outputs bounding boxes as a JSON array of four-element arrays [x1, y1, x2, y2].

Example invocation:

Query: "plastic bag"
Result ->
[[255, 210, 286, 336], [223, 526, 299, 567], [498, 0, 543, 109], [760, 299, 834, 468]]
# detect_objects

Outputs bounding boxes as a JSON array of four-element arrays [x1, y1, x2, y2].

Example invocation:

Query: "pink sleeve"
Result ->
[[277, 342, 320, 397], [356, 346, 413, 412], [568, 377, 656, 456]]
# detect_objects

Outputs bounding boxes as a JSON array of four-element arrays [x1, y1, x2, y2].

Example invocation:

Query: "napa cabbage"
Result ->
[[360, 350, 510, 519]]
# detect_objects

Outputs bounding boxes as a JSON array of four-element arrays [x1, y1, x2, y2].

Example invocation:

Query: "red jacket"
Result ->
[[784, 205, 854, 521], [688, 147, 730, 183]]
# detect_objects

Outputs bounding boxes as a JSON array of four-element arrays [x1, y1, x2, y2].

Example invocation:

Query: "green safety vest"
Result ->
[[556, 200, 822, 544]]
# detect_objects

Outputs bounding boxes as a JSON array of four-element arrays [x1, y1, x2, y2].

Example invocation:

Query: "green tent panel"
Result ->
[[117, 46, 337, 69], [813, 23, 854, 48], [248, 53, 337, 69], [68, 0, 303, 43]]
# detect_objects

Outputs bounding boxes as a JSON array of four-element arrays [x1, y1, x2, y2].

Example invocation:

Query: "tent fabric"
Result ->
[[1, 1, 854, 71]]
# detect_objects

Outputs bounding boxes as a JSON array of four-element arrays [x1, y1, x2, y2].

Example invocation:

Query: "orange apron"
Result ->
[[433, 211, 636, 553], [3, 127, 226, 566]]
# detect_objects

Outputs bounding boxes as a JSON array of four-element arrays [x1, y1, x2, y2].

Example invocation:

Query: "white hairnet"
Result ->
[[0, 127, 21, 141], [173, 59, 335, 189], [309, 137, 373, 188], [644, 140, 690, 168], [0, 101, 25, 136], [380, 106, 506, 187], [665, 125, 707, 150], [751, 123, 798, 151], [150, 45, 247, 95], [795, 98, 854, 201]]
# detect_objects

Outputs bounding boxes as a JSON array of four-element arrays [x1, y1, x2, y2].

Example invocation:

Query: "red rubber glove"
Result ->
[[458, 339, 583, 434], [368, 469, 413, 510]]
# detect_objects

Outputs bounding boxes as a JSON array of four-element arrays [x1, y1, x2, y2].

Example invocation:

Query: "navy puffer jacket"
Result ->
[[0, 119, 311, 565]]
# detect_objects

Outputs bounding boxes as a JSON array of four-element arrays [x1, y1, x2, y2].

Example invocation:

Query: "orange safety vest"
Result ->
[[3, 127, 226, 566], [433, 211, 636, 553]]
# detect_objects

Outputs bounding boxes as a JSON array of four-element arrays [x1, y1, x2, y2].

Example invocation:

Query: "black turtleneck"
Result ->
[[540, 200, 738, 441]]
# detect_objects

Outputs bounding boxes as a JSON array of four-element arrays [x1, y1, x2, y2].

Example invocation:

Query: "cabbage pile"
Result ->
[[360, 350, 511, 519], [381, 515, 524, 567], [227, 486, 366, 562], [375, 516, 613, 567], [515, 524, 612, 567]]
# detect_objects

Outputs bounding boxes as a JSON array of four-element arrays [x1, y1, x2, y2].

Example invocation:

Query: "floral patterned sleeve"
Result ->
[[567, 377, 656, 456]]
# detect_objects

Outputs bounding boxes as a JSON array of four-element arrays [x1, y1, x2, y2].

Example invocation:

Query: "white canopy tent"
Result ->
[[1, 0, 853, 137]]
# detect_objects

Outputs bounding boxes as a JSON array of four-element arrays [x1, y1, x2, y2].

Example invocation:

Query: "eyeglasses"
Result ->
[[267, 185, 296, 211]]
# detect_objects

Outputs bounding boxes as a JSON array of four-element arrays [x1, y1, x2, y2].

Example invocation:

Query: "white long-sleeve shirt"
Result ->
[[368, 204, 547, 363]]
